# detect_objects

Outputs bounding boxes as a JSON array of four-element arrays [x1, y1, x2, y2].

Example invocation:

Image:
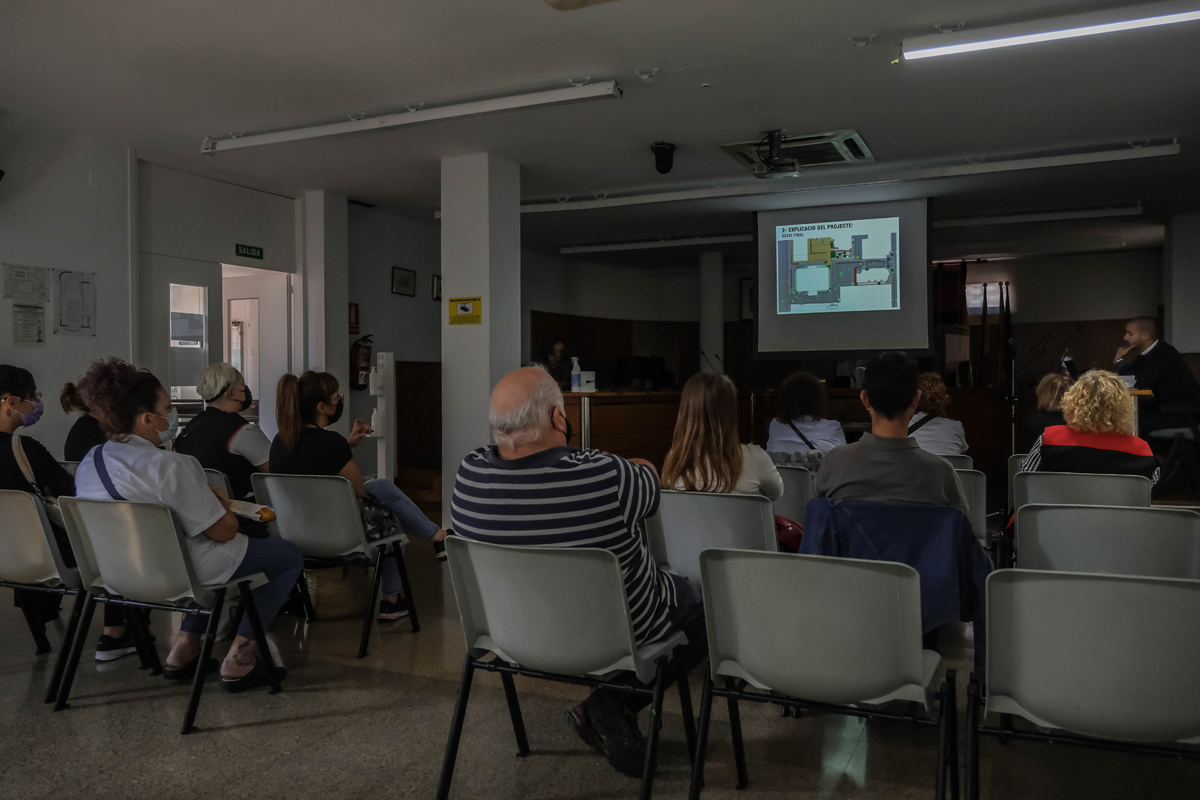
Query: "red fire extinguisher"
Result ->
[[350, 335, 373, 390]]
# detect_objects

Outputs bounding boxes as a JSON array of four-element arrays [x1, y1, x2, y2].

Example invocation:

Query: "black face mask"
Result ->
[[239, 386, 253, 412], [327, 399, 344, 426], [550, 409, 573, 444]]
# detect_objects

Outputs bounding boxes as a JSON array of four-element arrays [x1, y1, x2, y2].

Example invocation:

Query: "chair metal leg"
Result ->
[[675, 656, 698, 760], [359, 548, 386, 659], [687, 673, 715, 800], [500, 672, 530, 757], [391, 540, 420, 633], [947, 669, 960, 800], [239, 580, 282, 694], [123, 605, 152, 670], [936, 679, 949, 800], [126, 606, 163, 676], [45, 589, 87, 703], [725, 678, 749, 790], [54, 592, 98, 711], [639, 658, 670, 800], [181, 590, 224, 735], [965, 676, 981, 800], [436, 653, 476, 800], [19, 596, 52, 655], [295, 574, 316, 622]]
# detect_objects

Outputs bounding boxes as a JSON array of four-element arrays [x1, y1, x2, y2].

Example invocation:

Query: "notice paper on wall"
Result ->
[[53, 270, 97, 336], [3, 264, 50, 304], [13, 304, 46, 346], [448, 296, 482, 325]]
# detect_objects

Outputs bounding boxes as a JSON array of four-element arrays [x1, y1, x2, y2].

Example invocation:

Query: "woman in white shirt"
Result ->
[[662, 372, 783, 500], [766, 370, 846, 454], [74, 358, 303, 692], [909, 372, 969, 456]]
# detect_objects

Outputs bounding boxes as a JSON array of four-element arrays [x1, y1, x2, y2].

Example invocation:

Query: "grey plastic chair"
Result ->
[[956, 469, 988, 545], [942, 454, 973, 470], [56, 496, 278, 734], [439, 536, 695, 800], [965, 570, 1200, 798], [1006, 454, 1026, 512], [251, 473, 416, 655], [203, 468, 233, 496], [1016, 504, 1200, 578], [1013, 471, 1152, 512], [0, 490, 89, 701], [656, 491, 775, 587], [773, 466, 814, 527], [58, 461, 79, 476], [690, 550, 958, 800]]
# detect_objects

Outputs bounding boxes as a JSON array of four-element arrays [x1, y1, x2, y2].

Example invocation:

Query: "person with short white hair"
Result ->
[[451, 366, 708, 779], [174, 363, 270, 499]]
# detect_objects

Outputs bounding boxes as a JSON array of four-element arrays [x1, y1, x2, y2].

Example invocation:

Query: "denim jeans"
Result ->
[[364, 478, 440, 596], [181, 536, 304, 640]]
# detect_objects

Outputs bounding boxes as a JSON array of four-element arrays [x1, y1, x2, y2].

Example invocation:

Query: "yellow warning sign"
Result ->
[[448, 296, 482, 325]]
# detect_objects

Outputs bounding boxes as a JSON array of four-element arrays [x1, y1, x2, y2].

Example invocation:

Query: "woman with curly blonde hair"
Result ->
[[1020, 369, 1158, 483], [908, 372, 968, 456]]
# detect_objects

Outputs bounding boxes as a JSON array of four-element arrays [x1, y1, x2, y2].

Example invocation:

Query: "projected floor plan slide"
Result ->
[[776, 217, 900, 315]]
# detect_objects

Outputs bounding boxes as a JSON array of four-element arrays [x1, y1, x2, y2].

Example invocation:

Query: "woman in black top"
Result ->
[[1, 365, 134, 660], [271, 371, 447, 621], [61, 381, 107, 462]]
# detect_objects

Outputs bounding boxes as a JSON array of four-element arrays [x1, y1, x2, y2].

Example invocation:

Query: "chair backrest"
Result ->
[[58, 497, 201, 604], [1007, 454, 1026, 510], [0, 490, 73, 587], [445, 536, 640, 677], [987, 569, 1200, 743], [1013, 471, 1152, 511], [657, 491, 776, 586], [773, 466, 814, 526], [251, 473, 367, 558], [1016, 504, 1200, 578], [942, 454, 973, 470], [59, 461, 79, 476], [700, 549, 928, 706], [204, 468, 233, 496], [956, 469, 987, 543]]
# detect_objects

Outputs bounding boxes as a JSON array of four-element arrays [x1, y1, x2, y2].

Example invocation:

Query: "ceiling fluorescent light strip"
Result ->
[[201, 81, 622, 154], [932, 205, 1143, 228], [904, 1, 1200, 60], [561, 234, 753, 254]]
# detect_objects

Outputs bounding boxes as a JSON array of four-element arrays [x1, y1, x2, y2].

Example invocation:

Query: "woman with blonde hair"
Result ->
[[908, 372, 968, 457], [1018, 373, 1073, 453], [1021, 369, 1158, 483], [662, 372, 783, 499]]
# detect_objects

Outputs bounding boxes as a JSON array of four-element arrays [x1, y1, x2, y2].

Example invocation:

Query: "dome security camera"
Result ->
[[651, 142, 675, 174]]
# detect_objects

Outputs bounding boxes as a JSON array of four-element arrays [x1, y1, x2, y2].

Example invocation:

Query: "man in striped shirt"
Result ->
[[451, 366, 706, 777]]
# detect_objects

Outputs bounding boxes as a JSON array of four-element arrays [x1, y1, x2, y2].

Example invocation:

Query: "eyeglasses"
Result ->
[[3, 392, 41, 404]]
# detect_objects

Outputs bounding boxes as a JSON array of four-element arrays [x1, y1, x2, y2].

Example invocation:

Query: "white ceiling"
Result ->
[[1, 0, 1196, 255]]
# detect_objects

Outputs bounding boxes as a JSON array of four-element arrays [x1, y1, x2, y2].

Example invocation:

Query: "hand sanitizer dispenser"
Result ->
[[571, 357, 582, 391]]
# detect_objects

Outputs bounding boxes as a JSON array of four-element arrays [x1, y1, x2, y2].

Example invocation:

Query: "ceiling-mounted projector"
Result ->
[[752, 130, 800, 179]]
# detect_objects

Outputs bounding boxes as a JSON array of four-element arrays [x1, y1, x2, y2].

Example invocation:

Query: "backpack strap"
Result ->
[[92, 444, 127, 501], [786, 420, 818, 450], [907, 413, 936, 435]]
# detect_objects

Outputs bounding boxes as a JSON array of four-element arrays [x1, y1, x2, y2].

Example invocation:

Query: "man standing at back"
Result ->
[[815, 350, 969, 516], [1114, 316, 1200, 434], [450, 366, 706, 778]]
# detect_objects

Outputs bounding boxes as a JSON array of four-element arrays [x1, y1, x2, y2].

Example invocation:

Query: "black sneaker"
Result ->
[[569, 691, 647, 777], [377, 599, 411, 621], [94, 630, 138, 662]]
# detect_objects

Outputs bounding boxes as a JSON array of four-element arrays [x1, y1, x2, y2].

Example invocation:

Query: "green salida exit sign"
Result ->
[[236, 244, 263, 260]]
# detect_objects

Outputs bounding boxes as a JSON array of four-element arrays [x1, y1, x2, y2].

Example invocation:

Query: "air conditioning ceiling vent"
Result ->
[[721, 130, 875, 177]]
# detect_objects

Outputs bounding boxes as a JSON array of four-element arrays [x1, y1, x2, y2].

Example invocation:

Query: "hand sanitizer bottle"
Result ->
[[571, 357, 582, 391]]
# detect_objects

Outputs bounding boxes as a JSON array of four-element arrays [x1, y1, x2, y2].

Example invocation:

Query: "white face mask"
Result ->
[[152, 407, 180, 445]]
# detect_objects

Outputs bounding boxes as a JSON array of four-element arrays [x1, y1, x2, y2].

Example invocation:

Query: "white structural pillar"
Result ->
[[699, 251, 725, 373], [441, 153, 522, 511], [302, 190, 350, 435], [1165, 212, 1200, 352]]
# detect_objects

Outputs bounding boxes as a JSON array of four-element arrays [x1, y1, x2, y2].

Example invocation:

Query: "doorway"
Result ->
[[222, 265, 290, 438]]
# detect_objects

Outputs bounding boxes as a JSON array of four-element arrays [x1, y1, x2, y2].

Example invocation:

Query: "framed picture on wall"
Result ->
[[391, 267, 417, 297], [432, 274, 442, 301], [740, 277, 755, 320]]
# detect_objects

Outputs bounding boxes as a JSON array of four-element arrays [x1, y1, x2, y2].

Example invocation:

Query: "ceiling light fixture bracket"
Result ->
[[634, 68, 659, 82]]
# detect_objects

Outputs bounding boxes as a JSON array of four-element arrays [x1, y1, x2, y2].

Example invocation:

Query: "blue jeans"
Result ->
[[365, 478, 440, 596], [182, 536, 304, 640]]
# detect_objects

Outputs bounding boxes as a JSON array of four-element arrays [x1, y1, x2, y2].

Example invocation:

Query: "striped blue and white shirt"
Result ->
[[451, 446, 678, 646]]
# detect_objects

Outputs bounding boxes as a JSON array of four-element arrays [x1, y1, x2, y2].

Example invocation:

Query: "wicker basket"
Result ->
[[304, 565, 372, 620]]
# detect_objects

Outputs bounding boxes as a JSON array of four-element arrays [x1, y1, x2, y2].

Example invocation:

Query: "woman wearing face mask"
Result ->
[[74, 358, 303, 691], [174, 363, 270, 500], [0, 365, 142, 660], [270, 371, 448, 622]]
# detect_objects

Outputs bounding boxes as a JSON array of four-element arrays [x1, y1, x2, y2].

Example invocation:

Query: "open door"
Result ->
[[139, 253, 222, 399]]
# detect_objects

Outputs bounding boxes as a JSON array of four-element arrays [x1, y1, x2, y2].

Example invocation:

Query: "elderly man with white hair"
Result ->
[[174, 362, 270, 499], [451, 366, 707, 778]]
